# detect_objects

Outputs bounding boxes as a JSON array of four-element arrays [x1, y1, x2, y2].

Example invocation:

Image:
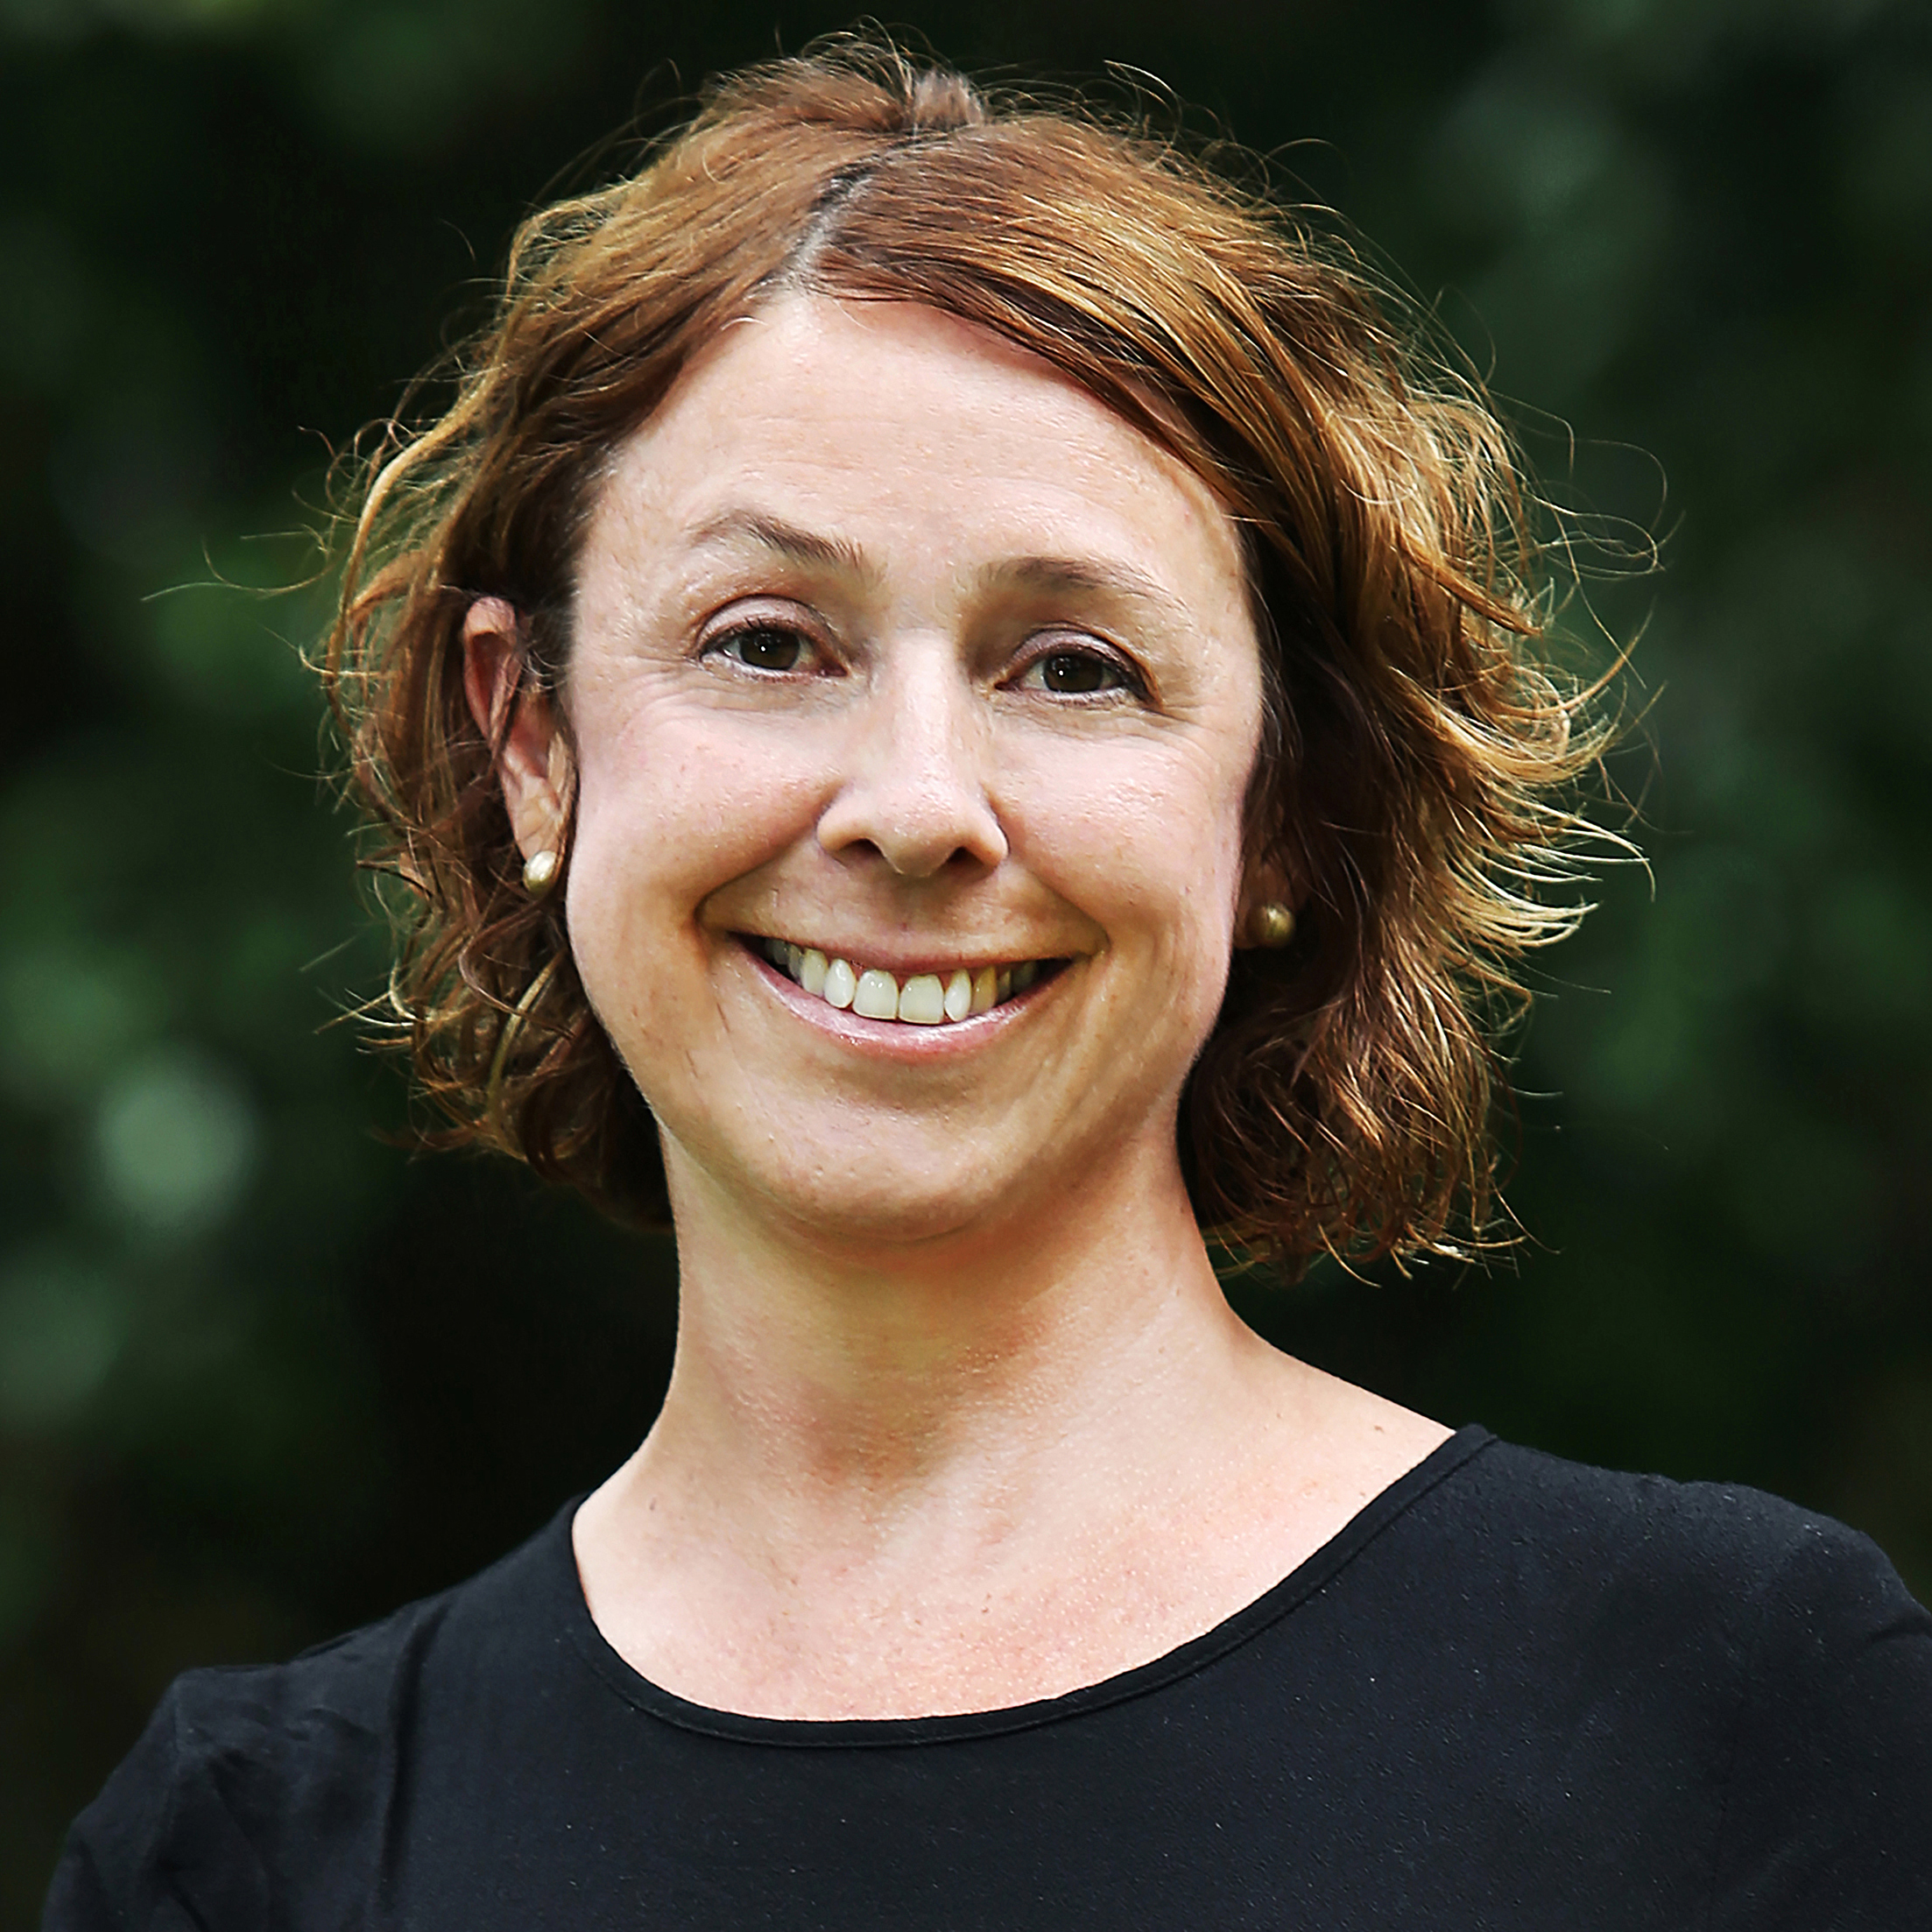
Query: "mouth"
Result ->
[[741, 935, 1068, 1027]]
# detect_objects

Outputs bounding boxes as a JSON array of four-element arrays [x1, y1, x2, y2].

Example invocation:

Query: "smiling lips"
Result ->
[[752, 936, 1053, 1026]]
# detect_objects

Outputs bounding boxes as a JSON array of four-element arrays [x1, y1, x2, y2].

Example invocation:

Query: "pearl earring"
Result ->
[[522, 850, 560, 897], [1249, 901, 1295, 948]]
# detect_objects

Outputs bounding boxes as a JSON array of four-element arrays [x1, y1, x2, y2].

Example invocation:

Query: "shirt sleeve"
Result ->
[[1707, 1516, 1932, 1929], [41, 1674, 283, 1932], [43, 1596, 427, 1932]]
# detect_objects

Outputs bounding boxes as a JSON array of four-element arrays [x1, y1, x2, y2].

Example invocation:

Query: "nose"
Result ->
[[814, 641, 1008, 879]]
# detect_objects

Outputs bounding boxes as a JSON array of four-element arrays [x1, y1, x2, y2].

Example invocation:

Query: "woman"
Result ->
[[47, 43, 1932, 1930]]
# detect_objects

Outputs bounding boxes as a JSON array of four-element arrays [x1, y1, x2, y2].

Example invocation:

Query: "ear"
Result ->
[[462, 596, 574, 863]]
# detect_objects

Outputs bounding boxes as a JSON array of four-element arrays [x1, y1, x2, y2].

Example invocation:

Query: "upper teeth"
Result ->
[[758, 938, 1041, 1025]]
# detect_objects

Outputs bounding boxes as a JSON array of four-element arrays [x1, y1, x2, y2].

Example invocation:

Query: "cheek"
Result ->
[[561, 706, 813, 1010], [1006, 738, 1249, 991]]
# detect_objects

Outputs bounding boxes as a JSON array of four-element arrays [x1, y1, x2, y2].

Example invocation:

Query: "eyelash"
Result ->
[[1007, 639, 1148, 701], [700, 618, 825, 674], [699, 618, 1149, 702]]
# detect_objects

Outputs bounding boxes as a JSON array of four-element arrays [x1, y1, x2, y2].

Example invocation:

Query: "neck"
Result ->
[[621, 1125, 1273, 1558], [573, 1121, 1449, 1720]]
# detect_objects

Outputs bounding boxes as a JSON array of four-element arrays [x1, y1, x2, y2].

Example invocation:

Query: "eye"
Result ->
[[703, 621, 816, 674], [1012, 645, 1145, 699]]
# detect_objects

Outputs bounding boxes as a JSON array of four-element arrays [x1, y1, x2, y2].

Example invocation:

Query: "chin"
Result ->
[[773, 1160, 1026, 1252], [664, 1126, 1042, 1256]]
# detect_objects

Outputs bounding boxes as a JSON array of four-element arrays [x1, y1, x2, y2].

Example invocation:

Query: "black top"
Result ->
[[44, 1428, 1932, 1929]]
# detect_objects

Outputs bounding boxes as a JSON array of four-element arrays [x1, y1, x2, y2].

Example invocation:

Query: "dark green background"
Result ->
[[4, 0, 1928, 1916]]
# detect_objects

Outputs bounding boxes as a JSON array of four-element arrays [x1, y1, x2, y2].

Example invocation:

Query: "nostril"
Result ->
[[820, 814, 1005, 880], [813, 728, 1009, 875]]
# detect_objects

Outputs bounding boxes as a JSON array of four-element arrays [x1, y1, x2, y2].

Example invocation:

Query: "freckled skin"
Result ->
[[468, 295, 1448, 1720], [554, 295, 1261, 1248]]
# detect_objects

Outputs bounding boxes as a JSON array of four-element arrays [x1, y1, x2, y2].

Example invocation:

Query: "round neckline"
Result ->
[[556, 1424, 1494, 1748]]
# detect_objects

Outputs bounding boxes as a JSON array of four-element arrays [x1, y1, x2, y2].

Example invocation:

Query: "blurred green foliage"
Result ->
[[4, 0, 1929, 1917]]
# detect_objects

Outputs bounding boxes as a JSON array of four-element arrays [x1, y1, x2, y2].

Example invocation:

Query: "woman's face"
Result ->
[[540, 294, 1265, 1245]]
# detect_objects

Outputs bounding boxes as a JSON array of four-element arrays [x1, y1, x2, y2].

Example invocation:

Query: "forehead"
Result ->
[[580, 293, 1252, 618]]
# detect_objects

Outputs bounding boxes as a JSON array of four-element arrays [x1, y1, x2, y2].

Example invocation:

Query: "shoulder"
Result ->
[[44, 1600, 449, 1932], [1441, 1433, 1907, 1597], [1347, 1431, 1932, 1696], [1432, 1434, 1930, 1667], [1435, 1436, 1932, 1922], [42, 1505, 574, 1932]]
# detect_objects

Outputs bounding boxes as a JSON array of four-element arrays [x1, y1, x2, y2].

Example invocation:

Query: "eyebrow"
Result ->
[[986, 554, 1191, 624], [687, 511, 1191, 625], [687, 510, 873, 579]]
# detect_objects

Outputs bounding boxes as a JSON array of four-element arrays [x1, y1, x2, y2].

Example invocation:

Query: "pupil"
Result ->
[[1043, 653, 1105, 693]]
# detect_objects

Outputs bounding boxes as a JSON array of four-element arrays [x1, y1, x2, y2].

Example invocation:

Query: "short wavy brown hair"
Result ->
[[324, 39, 1616, 1270]]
